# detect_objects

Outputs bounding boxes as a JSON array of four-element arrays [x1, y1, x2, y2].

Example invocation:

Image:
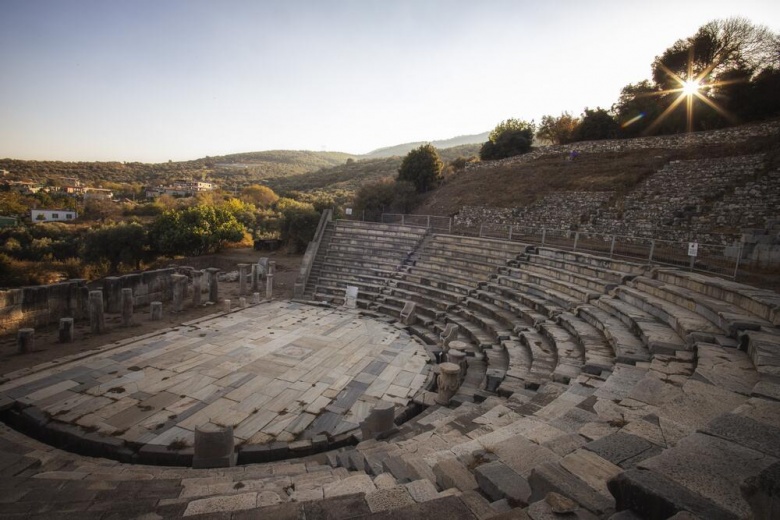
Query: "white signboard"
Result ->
[[345, 208, 353, 216], [688, 242, 699, 257], [345, 285, 358, 309]]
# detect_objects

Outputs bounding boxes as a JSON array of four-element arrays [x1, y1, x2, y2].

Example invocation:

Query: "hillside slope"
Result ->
[[415, 122, 780, 218], [363, 131, 489, 158]]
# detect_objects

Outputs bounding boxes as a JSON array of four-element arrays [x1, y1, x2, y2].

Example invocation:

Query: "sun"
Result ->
[[681, 79, 701, 96]]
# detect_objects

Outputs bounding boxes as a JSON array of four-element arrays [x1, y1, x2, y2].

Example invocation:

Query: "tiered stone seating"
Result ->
[[307, 220, 428, 305], [4, 219, 780, 518]]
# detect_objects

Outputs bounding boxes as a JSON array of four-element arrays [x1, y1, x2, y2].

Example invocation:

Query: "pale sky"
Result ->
[[1, 0, 778, 162]]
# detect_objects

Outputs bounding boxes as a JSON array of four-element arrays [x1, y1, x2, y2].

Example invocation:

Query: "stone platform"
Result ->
[[0, 302, 430, 463]]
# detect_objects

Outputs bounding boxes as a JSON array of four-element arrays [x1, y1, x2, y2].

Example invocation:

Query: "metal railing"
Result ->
[[377, 214, 745, 279]]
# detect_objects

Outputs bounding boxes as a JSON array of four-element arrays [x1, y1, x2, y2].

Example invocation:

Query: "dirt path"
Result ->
[[0, 249, 302, 377]]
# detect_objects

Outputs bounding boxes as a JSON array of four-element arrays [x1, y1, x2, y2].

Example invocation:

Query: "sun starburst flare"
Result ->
[[634, 49, 741, 135]]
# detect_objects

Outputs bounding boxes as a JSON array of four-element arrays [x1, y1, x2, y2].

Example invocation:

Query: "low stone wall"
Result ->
[[0, 280, 88, 334], [98, 268, 177, 314], [1, 268, 192, 334]]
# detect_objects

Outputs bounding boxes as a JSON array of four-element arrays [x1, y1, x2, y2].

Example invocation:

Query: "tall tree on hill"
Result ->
[[618, 17, 780, 135], [536, 112, 579, 145], [397, 144, 443, 193], [572, 108, 619, 141], [480, 119, 535, 160]]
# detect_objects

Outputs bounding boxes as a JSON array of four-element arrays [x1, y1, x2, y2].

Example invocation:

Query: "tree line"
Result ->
[[0, 185, 332, 287]]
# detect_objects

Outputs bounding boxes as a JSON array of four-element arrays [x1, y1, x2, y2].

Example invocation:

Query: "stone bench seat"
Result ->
[[577, 304, 651, 365], [392, 278, 465, 307], [326, 244, 413, 261], [467, 293, 528, 331], [401, 267, 478, 296], [481, 283, 565, 321], [496, 275, 583, 311], [502, 270, 600, 303], [556, 311, 615, 375], [596, 296, 688, 355], [425, 240, 524, 262], [537, 246, 650, 275], [613, 285, 724, 341], [322, 256, 402, 272], [516, 328, 558, 380], [526, 253, 635, 285], [377, 290, 445, 323], [329, 231, 425, 250], [317, 271, 390, 287], [416, 247, 514, 269], [315, 276, 384, 296], [474, 289, 549, 328], [453, 305, 514, 343], [421, 240, 523, 261], [653, 268, 780, 326], [334, 219, 428, 236], [313, 284, 378, 307], [431, 234, 530, 255], [510, 262, 617, 294], [412, 256, 500, 279], [444, 315, 498, 351], [536, 321, 585, 384], [631, 276, 771, 336]]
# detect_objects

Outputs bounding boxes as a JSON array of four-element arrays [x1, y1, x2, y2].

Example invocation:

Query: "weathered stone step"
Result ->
[[577, 304, 650, 365], [631, 276, 771, 336], [614, 285, 724, 341], [596, 296, 687, 356], [653, 267, 780, 326]]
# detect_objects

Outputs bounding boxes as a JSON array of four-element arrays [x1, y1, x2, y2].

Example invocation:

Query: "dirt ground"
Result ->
[[0, 249, 302, 377]]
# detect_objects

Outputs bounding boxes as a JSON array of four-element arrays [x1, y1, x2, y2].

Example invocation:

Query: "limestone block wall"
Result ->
[[0, 279, 88, 334], [454, 121, 780, 244], [455, 153, 772, 245], [97, 268, 177, 313], [0, 268, 184, 333], [585, 154, 765, 240]]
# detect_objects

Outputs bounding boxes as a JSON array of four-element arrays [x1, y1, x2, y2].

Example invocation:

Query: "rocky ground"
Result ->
[[0, 248, 302, 377]]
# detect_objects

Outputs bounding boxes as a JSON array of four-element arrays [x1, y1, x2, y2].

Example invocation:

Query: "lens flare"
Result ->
[[681, 79, 700, 95], [641, 49, 740, 136]]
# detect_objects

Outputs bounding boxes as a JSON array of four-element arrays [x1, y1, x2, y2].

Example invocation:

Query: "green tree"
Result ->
[[83, 222, 147, 272], [613, 80, 665, 137], [240, 184, 279, 207], [149, 205, 244, 256], [276, 198, 320, 253], [572, 108, 619, 141], [536, 113, 579, 145], [645, 17, 779, 132], [480, 118, 535, 160], [397, 144, 443, 193]]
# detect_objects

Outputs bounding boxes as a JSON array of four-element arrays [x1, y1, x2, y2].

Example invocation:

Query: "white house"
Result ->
[[31, 209, 78, 223]]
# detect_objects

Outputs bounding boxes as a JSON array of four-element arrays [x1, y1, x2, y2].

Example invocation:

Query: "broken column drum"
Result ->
[[192, 270, 204, 306], [150, 301, 163, 321], [206, 268, 220, 303], [171, 274, 187, 313], [121, 288, 134, 327], [17, 328, 34, 353], [237, 263, 250, 296], [193, 424, 236, 469], [59, 317, 74, 343], [435, 362, 461, 405], [89, 290, 105, 334]]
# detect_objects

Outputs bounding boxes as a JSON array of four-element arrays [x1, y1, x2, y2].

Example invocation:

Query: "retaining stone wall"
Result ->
[[455, 121, 780, 245], [0, 268, 186, 334]]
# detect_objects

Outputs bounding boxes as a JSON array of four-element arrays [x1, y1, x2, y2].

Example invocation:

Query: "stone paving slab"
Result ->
[[0, 302, 429, 459]]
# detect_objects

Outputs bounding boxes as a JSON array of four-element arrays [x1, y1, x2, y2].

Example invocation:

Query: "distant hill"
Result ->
[[0, 133, 484, 195], [363, 131, 489, 158]]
